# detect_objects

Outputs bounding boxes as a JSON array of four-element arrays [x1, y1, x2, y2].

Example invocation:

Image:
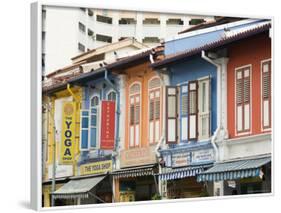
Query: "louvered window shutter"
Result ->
[[236, 67, 251, 133], [89, 96, 99, 149], [262, 60, 271, 129], [198, 77, 211, 140], [166, 86, 178, 144], [180, 84, 188, 142], [188, 81, 198, 140], [80, 110, 89, 150]]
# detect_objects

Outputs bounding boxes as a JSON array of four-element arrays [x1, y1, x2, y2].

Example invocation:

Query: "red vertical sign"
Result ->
[[100, 101, 116, 150]]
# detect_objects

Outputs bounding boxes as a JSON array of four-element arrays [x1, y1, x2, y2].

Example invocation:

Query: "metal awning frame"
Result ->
[[51, 174, 109, 202]]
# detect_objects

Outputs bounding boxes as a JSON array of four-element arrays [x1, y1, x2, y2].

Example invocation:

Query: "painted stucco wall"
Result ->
[[169, 56, 218, 138], [227, 32, 271, 139], [79, 73, 120, 162], [123, 62, 163, 150]]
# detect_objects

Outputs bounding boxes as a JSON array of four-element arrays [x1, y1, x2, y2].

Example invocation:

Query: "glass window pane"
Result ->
[[82, 111, 89, 116], [90, 128, 97, 147], [81, 130, 88, 149], [82, 117, 89, 128], [91, 114, 97, 126], [91, 108, 97, 113]]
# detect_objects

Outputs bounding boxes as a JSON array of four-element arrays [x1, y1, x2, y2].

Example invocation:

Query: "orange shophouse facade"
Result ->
[[109, 52, 166, 202], [199, 26, 272, 196]]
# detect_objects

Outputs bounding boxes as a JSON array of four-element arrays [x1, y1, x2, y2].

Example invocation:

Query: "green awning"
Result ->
[[197, 156, 271, 182], [52, 175, 106, 199]]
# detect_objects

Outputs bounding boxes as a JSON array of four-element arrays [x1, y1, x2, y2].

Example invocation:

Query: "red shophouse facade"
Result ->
[[227, 31, 271, 139]]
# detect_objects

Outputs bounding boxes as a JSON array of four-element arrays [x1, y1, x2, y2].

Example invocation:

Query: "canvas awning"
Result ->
[[52, 175, 106, 199], [159, 164, 212, 181], [112, 165, 156, 179], [197, 156, 271, 182]]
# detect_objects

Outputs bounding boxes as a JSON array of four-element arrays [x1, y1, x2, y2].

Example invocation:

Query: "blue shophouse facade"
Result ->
[[69, 69, 120, 171]]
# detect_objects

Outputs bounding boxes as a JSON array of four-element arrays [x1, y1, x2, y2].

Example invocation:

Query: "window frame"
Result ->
[[128, 82, 142, 148], [235, 64, 252, 136], [179, 84, 188, 143], [96, 34, 112, 43], [261, 59, 272, 131], [188, 80, 198, 141], [148, 77, 161, 145], [166, 86, 178, 144], [78, 22, 86, 33], [107, 90, 117, 101], [198, 76, 211, 140], [96, 14, 113, 24], [80, 109, 90, 151], [89, 95, 100, 149], [78, 42, 85, 52]]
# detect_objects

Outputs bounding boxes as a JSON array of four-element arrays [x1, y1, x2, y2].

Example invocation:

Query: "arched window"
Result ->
[[129, 82, 141, 147], [89, 95, 99, 148], [107, 91, 117, 101], [148, 77, 161, 144]]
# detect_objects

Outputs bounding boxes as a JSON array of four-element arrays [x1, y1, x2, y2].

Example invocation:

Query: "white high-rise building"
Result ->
[[42, 5, 214, 75]]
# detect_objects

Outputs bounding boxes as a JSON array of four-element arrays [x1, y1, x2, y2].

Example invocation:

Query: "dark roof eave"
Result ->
[[106, 51, 151, 71]]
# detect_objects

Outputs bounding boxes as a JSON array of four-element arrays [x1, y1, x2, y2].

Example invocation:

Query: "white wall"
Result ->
[[44, 6, 214, 75], [44, 6, 80, 74]]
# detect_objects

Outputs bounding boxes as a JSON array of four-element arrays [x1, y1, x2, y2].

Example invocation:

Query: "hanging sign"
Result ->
[[100, 101, 116, 150], [60, 102, 76, 164]]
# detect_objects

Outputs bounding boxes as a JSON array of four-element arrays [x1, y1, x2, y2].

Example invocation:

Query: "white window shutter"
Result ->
[[166, 86, 178, 143]]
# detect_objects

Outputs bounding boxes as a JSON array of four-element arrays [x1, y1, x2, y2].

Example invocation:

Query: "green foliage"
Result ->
[[151, 193, 162, 200]]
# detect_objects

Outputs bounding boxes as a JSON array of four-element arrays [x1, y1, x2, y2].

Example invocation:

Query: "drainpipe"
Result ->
[[103, 69, 120, 154], [150, 53, 168, 197], [201, 50, 221, 162]]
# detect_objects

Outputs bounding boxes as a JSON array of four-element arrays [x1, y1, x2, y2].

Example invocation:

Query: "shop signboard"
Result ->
[[192, 149, 214, 164], [100, 101, 116, 150], [48, 164, 73, 179], [80, 160, 112, 175], [60, 102, 76, 164], [120, 146, 157, 168], [171, 152, 191, 167]]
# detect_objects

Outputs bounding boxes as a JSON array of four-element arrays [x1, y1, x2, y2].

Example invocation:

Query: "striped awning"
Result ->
[[112, 165, 156, 179], [52, 175, 106, 199], [197, 157, 271, 182], [159, 164, 212, 181]]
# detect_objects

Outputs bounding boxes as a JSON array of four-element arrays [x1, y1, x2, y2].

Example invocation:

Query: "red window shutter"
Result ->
[[188, 81, 198, 140], [166, 86, 178, 144]]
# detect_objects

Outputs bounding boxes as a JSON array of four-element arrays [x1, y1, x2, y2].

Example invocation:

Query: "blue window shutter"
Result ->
[[89, 96, 100, 149], [180, 83, 188, 142], [80, 110, 89, 150], [89, 108, 98, 148]]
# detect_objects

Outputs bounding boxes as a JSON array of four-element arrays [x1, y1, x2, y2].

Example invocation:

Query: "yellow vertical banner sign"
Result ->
[[60, 102, 76, 164]]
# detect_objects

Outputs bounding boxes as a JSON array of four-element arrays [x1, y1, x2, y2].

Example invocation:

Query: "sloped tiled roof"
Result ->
[[151, 23, 271, 69]]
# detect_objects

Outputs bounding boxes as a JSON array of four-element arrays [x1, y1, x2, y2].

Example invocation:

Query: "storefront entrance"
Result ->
[[119, 176, 157, 202], [167, 177, 210, 199], [224, 162, 271, 195]]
